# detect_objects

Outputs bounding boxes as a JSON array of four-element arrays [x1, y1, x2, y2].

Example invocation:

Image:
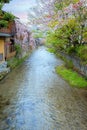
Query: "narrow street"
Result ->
[[0, 46, 87, 130]]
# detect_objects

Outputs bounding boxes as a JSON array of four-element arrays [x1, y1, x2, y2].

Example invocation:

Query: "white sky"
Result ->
[[3, 0, 37, 23]]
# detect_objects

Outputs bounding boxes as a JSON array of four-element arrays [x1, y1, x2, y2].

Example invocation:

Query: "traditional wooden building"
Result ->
[[0, 11, 31, 62], [0, 19, 31, 61], [0, 21, 16, 61]]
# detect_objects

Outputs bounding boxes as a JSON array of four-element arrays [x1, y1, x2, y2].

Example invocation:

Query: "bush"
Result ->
[[14, 44, 22, 57], [0, 20, 8, 28], [77, 45, 87, 62], [66, 46, 77, 54], [3, 12, 15, 21], [47, 47, 56, 54]]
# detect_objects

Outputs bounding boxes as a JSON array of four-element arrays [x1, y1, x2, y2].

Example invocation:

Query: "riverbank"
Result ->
[[56, 65, 87, 88], [0, 52, 32, 81], [47, 47, 87, 88], [7, 52, 31, 70]]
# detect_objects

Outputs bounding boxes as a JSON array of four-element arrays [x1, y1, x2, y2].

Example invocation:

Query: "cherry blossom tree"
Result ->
[[28, 0, 87, 49]]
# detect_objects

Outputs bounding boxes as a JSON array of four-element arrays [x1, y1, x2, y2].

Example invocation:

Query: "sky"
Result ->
[[3, 0, 37, 24]]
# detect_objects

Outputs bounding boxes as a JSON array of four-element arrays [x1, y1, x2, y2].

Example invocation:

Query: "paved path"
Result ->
[[0, 47, 87, 130]]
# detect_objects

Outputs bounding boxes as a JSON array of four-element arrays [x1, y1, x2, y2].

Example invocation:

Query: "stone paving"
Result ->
[[0, 47, 87, 130]]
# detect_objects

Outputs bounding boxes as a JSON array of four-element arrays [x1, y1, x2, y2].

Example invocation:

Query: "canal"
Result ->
[[0, 46, 87, 130]]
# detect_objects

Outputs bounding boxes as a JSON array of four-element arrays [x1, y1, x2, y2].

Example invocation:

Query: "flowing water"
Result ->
[[0, 46, 87, 130]]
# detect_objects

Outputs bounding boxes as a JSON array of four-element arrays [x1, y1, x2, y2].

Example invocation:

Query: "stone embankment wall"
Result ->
[[59, 51, 87, 77], [0, 62, 10, 80]]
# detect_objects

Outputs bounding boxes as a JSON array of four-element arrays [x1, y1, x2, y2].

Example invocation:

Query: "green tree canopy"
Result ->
[[0, 0, 15, 28], [0, 0, 11, 3]]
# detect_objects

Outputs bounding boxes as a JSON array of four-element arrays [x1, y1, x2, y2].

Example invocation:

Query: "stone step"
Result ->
[[0, 62, 10, 74], [0, 62, 8, 68]]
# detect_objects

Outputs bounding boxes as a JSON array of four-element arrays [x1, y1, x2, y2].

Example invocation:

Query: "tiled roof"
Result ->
[[0, 33, 11, 37]]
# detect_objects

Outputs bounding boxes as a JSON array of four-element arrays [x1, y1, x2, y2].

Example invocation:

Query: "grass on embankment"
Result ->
[[7, 57, 24, 69], [7, 53, 30, 69], [56, 66, 87, 88]]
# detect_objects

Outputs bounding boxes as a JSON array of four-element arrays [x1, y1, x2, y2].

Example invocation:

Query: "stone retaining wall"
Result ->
[[0, 62, 10, 80], [58, 51, 87, 77]]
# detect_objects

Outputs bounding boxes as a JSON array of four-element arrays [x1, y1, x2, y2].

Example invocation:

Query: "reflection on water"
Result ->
[[0, 46, 87, 130]]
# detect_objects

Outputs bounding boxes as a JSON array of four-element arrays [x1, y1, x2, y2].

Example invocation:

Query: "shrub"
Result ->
[[77, 45, 87, 62], [66, 46, 77, 54], [0, 20, 8, 28], [14, 44, 22, 57], [3, 12, 15, 21]]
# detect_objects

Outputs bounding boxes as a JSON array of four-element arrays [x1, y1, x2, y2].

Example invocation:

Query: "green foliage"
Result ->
[[0, 20, 8, 28], [83, 28, 87, 43], [33, 29, 45, 39], [65, 60, 74, 69], [3, 12, 15, 21], [46, 0, 87, 58], [46, 31, 57, 45], [54, 2, 63, 11], [56, 53, 74, 69], [7, 51, 30, 69], [0, 0, 11, 3], [0, 1, 14, 29], [77, 45, 87, 62], [0, 3, 4, 10], [0, 10, 3, 16], [14, 44, 22, 57], [7, 55, 29, 69], [61, 19, 80, 46], [47, 47, 56, 54], [83, 31, 87, 39], [54, 0, 79, 11], [46, 17, 87, 59], [66, 46, 77, 54], [56, 66, 87, 88], [34, 31, 43, 38], [46, 19, 80, 51], [7, 57, 18, 69], [48, 20, 59, 28]]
